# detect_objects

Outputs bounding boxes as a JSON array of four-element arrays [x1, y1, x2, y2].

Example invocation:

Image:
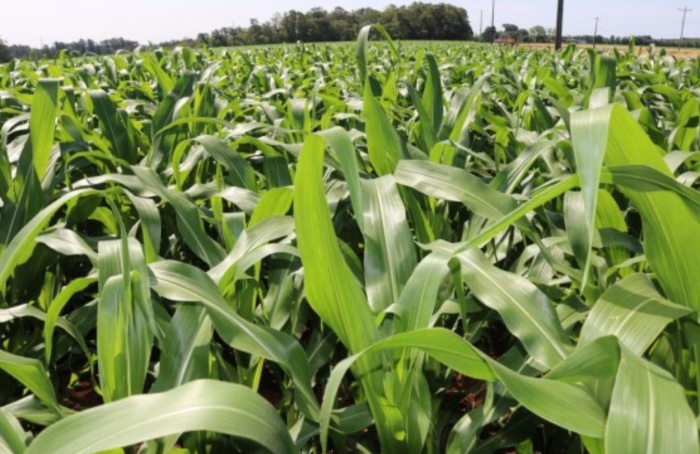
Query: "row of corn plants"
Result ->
[[2, 27, 700, 453]]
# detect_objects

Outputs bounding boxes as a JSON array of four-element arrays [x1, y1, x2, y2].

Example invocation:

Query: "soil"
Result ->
[[522, 42, 700, 59]]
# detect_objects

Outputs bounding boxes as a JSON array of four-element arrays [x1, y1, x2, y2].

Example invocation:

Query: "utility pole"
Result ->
[[555, 0, 564, 50], [480, 9, 483, 39], [679, 7, 692, 52], [295, 12, 300, 41], [491, 0, 495, 44], [593, 17, 600, 49]]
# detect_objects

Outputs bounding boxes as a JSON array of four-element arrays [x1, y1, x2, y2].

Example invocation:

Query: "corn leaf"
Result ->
[[24, 380, 296, 454]]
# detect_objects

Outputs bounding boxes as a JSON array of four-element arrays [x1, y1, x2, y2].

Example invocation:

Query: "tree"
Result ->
[[209, 29, 229, 47], [306, 7, 335, 42], [517, 29, 530, 43], [197, 33, 210, 45], [4, 3, 477, 57], [529, 26, 548, 43], [482, 26, 497, 42], [0, 39, 11, 63], [329, 7, 354, 41], [501, 23, 519, 41], [354, 7, 381, 27], [248, 19, 266, 44], [8, 44, 30, 59], [271, 12, 283, 31], [380, 3, 471, 41], [281, 10, 306, 42], [490, 23, 535, 43]]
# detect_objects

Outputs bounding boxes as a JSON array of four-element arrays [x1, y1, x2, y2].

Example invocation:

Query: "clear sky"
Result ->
[[0, 0, 694, 47]]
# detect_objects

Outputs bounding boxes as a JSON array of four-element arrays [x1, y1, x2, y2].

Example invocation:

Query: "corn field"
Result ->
[[2, 27, 700, 453]]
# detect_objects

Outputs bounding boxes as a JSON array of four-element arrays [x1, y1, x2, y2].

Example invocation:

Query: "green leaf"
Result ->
[[36, 228, 97, 264], [606, 350, 699, 454], [673, 97, 700, 151], [123, 191, 161, 263], [25, 380, 296, 454], [249, 188, 293, 227], [586, 51, 616, 107], [446, 383, 500, 454], [132, 166, 226, 267], [570, 107, 610, 286], [0, 303, 89, 368], [0, 408, 29, 454], [317, 127, 365, 232], [43, 278, 96, 364], [0, 189, 94, 293], [406, 82, 438, 151], [152, 73, 195, 135], [3, 396, 72, 427], [394, 160, 518, 221], [208, 216, 294, 290], [363, 80, 403, 176], [355, 24, 398, 90], [28, 79, 59, 180], [319, 329, 494, 451], [422, 53, 443, 134], [196, 135, 256, 190], [97, 239, 153, 402], [149, 260, 320, 420], [96, 274, 130, 401], [573, 104, 700, 314], [355, 25, 371, 87], [491, 360, 605, 437], [563, 191, 589, 269], [151, 305, 212, 392], [294, 134, 379, 354], [392, 251, 452, 333], [141, 53, 175, 94], [580, 274, 692, 355], [89, 90, 134, 162], [319, 327, 605, 450], [451, 247, 571, 370], [547, 336, 621, 384], [362, 176, 417, 313], [0, 350, 59, 415]]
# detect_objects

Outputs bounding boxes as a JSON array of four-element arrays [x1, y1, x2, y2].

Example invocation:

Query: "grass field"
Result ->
[[2, 27, 700, 453]]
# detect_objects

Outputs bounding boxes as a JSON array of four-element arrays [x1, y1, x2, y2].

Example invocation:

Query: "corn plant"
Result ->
[[1, 26, 700, 453]]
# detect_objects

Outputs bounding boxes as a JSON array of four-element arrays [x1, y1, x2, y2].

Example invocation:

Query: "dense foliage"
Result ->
[[4, 38, 140, 62], [2, 2, 473, 61], [2, 27, 700, 453], [194, 3, 473, 46], [0, 41, 10, 64]]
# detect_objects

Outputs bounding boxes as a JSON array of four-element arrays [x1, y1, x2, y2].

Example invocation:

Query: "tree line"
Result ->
[[0, 37, 139, 62], [0, 3, 472, 61], [189, 3, 472, 47], [2, 3, 700, 63], [482, 24, 700, 49]]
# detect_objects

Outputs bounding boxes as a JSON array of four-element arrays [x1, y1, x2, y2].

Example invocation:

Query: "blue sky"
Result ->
[[0, 0, 694, 47]]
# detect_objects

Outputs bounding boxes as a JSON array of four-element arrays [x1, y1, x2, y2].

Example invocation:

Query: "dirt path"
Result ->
[[521, 42, 700, 59]]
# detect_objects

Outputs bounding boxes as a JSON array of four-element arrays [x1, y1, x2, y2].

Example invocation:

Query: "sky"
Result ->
[[0, 0, 695, 47]]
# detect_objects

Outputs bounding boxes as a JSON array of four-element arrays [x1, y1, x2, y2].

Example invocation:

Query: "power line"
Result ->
[[679, 7, 692, 51], [593, 17, 600, 49]]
